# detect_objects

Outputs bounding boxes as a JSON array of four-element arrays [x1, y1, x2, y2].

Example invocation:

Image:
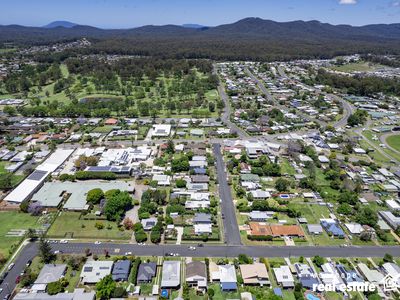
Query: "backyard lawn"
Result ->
[[47, 212, 132, 240]]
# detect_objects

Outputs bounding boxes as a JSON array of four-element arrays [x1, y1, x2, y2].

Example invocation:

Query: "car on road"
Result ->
[[197, 243, 204, 247], [15, 275, 21, 284], [54, 250, 63, 254], [59, 240, 68, 244], [125, 252, 132, 255], [94, 241, 101, 245], [7, 263, 15, 271], [0, 288, 3, 294], [26, 260, 32, 267], [138, 243, 146, 246], [3, 294, 10, 300], [188, 246, 196, 250]]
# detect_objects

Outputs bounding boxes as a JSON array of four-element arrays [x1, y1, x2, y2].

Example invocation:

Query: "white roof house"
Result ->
[[219, 264, 237, 283], [194, 224, 212, 235], [345, 223, 364, 234], [386, 199, 400, 210], [382, 262, 400, 285], [250, 190, 271, 199], [318, 156, 330, 163], [81, 261, 113, 284], [152, 124, 171, 137], [161, 261, 181, 288], [273, 265, 294, 288], [357, 263, 384, 285], [353, 148, 366, 154], [152, 174, 171, 186], [319, 263, 343, 290]]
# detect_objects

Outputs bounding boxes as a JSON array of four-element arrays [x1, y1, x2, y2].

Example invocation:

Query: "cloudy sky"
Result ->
[[1, 0, 399, 28]]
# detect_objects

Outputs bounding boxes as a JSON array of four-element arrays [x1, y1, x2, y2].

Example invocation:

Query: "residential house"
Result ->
[[219, 264, 238, 291], [240, 263, 270, 286], [112, 260, 131, 282], [379, 211, 400, 230], [161, 261, 181, 288], [193, 213, 212, 224], [152, 124, 171, 137], [294, 263, 319, 289], [357, 263, 384, 286], [141, 217, 158, 231], [248, 211, 274, 222], [81, 261, 114, 284], [307, 224, 323, 235], [273, 265, 294, 288], [191, 175, 210, 183], [320, 219, 345, 238], [336, 264, 363, 285], [249, 190, 271, 200], [319, 263, 343, 290], [186, 261, 207, 290], [152, 174, 171, 186], [32, 264, 67, 292], [137, 263, 157, 284]]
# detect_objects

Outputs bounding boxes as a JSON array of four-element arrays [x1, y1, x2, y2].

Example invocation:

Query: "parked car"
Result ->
[[7, 263, 15, 271]]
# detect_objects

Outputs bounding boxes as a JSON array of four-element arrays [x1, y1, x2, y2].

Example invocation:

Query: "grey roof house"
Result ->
[[137, 262, 157, 283], [112, 260, 131, 282]]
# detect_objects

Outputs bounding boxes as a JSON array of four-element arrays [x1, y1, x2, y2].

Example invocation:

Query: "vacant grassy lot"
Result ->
[[0, 212, 41, 258], [47, 212, 131, 240]]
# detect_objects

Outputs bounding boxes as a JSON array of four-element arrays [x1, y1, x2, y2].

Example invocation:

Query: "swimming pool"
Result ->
[[306, 293, 320, 300]]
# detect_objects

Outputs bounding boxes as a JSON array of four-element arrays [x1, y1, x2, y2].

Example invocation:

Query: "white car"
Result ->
[[125, 252, 132, 255], [188, 246, 196, 250], [59, 240, 68, 244], [7, 263, 15, 271], [94, 241, 101, 245]]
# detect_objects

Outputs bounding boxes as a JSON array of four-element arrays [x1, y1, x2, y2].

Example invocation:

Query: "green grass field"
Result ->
[[386, 135, 400, 152], [0, 212, 41, 258], [47, 212, 132, 240], [330, 61, 383, 73]]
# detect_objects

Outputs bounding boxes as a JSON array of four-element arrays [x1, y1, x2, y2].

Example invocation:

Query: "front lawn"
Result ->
[[0, 211, 42, 260], [47, 212, 131, 240]]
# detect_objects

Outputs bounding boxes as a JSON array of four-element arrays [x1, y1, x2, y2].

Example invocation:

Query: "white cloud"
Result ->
[[339, 0, 357, 4], [392, 1, 400, 7]]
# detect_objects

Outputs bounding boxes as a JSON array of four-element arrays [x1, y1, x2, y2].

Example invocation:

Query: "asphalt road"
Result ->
[[213, 143, 242, 245], [330, 94, 355, 128], [52, 243, 400, 258], [2, 241, 400, 297], [0, 243, 37, 299]]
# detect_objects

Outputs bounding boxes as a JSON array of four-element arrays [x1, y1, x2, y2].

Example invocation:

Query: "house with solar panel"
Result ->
[[80, 260, 114, 284]]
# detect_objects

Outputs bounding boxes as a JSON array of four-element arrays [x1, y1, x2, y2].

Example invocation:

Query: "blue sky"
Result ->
[[1, 0, 400, 28]]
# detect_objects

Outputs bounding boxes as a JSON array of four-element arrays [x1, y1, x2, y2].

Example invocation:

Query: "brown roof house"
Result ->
[[240, 263, 270, 286], [249, 223, 305, 237]]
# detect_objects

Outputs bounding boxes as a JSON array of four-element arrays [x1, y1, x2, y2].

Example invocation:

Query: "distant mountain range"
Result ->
[[182, 24, 207, 29], [1, 17, 400, 60], [43, 21, 78, 29], [0, 17, 396, 41]]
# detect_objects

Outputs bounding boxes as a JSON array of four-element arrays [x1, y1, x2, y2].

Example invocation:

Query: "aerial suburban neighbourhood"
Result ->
[[1, 1, 400, 300]]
